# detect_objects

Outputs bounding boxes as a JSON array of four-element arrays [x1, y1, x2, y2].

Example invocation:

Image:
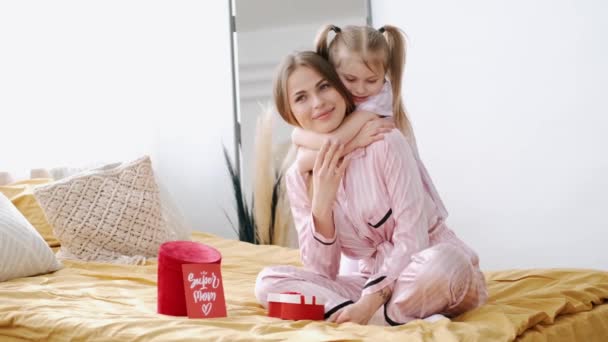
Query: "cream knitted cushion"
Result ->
[[33, 156, 173, 264], [0, 193, 62, 282]]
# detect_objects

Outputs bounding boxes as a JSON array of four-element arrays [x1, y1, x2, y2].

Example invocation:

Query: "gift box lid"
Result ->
[[267, 292, 325, 305], [158, 241, 221, 266]]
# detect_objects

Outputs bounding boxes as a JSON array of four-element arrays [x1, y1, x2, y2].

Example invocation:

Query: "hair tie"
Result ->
[[378, 26, 386, 33], [331, 25, 341, 33]]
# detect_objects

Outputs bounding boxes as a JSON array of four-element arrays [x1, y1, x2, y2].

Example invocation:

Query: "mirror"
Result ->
[[233, 0, 370, 199]]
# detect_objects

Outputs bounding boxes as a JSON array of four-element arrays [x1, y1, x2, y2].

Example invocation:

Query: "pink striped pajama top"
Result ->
[[285, 128, 460, 298], [355, 79, 448, 221]]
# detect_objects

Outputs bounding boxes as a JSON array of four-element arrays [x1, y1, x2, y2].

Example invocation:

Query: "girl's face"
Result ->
[[287, 66, 347, 134], [336, 54, 385, 105]]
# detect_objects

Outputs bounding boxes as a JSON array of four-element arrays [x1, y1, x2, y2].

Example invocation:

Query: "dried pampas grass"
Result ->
[[252, 105, 294, 246]]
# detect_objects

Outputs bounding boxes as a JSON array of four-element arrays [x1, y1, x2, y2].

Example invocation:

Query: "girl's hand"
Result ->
[[311, 140, 350, 219], [351, 117, 395, 150]]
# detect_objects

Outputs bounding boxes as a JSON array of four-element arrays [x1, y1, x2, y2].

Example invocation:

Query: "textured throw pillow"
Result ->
[[33, 156, 174, 264], [0, 193, 62, 282], [0, 179, 60, 247]]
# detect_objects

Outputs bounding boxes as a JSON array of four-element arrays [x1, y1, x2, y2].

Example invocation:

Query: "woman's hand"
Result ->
[[311, 140, 350, 220], [351, 117, 395, 150]]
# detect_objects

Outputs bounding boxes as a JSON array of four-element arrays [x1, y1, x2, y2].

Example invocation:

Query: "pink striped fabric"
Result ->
[[255, 130, 487, 324], [356, 79, 449, 220]]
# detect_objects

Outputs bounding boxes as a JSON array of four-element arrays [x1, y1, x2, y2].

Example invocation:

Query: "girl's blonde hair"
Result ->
[[273, 50, 356, 126], [315, 24, 416, 146]]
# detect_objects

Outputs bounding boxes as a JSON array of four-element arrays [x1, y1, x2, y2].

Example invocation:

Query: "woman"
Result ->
[[255, 51, 487, 325]]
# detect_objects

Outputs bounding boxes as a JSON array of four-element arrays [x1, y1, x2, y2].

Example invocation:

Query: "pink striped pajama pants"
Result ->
[[255, 230, 487, 325]]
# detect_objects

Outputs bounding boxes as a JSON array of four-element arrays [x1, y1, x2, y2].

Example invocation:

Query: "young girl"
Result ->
[[292, 24, 448, 220]]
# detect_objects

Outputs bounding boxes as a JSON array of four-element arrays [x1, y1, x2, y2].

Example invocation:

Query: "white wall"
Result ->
[[372, 0, 608, 270], [0, 1, 237, 238]]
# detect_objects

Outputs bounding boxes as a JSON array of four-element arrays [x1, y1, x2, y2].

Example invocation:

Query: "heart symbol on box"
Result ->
[[202, 303, 212, 316]]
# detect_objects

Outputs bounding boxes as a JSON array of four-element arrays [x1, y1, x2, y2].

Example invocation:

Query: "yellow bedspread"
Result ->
[[1, 232, 607, 341]]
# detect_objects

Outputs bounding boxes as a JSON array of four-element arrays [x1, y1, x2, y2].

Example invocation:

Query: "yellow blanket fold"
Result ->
[[1, 232, 607, 341]]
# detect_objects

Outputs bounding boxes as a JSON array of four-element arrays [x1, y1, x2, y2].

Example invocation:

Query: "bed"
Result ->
[[1, 231, 607, 341]]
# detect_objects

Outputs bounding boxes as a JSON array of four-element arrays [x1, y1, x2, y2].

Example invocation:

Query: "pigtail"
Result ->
[[315, 24, 340, 59], [380, 25, 417, 148]]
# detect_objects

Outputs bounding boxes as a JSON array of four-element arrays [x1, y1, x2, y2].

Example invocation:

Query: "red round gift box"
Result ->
[[157, 241, 222, 316]]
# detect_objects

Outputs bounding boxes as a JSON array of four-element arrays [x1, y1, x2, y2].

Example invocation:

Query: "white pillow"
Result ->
[[33, 156, 173, 264], [49, 163, 192, 241], [0, 193, 62, 282]]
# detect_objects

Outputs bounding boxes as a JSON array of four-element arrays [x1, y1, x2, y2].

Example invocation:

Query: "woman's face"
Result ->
[[287, 66, 347, 134]]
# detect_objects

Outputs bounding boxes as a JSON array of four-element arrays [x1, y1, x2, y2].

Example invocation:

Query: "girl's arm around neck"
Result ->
[[291, 111, 378, 150]]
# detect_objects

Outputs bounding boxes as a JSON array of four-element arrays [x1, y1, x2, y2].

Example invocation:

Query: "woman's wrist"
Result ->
[[311, 208, 335, 239], [312, 199, 332, 218]]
